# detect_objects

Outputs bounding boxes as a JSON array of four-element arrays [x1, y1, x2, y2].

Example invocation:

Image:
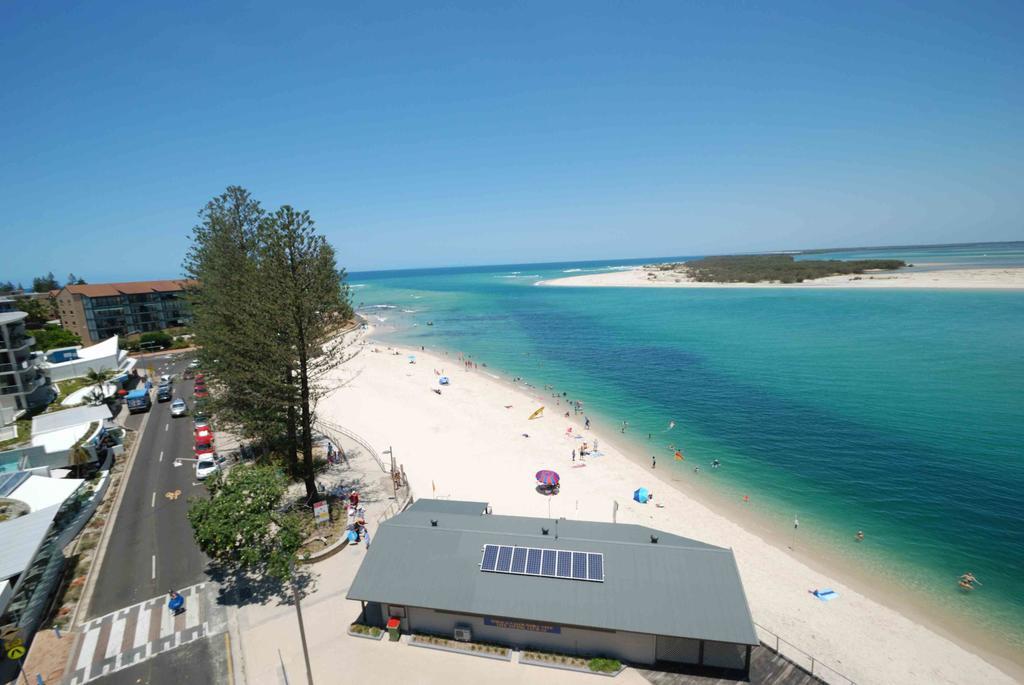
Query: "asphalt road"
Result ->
[[85, 352, 228, 684], [88, 353, 209, 618], [94, 631, 231, 685]]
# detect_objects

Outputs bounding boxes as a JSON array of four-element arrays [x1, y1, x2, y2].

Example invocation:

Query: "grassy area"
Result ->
[[53, 376, 95, 405], [0, 418, 32, 450]]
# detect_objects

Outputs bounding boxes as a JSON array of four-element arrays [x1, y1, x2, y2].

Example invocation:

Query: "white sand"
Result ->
[[320, 337, 1020, 685], [537, 266, 1024, 289]]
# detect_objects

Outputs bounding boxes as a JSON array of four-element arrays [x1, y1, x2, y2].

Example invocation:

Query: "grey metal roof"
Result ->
[[348, 502, 759, 646], [0, 504, 60, 581], [32, 404, 112, 435], [405, 499, 489, 516], [0, 311, 28, 325]]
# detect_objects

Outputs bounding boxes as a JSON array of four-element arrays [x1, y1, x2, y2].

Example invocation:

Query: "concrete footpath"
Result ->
[[233, 438, 647, 685]]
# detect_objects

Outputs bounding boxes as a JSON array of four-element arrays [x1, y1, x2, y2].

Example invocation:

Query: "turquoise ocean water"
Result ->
[[349, 243, 1024, 654]]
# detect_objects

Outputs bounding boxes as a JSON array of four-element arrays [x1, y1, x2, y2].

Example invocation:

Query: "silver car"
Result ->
[[170, 398, 188, 417]]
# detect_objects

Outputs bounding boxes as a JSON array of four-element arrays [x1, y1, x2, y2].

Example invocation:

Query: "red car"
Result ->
[[194, 427, 215, 455], [194, 385, 209, 399]]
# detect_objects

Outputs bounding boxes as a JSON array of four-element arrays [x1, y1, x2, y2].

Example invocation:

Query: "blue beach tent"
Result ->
[[438, 376, 450, 385], [633, 487, 650, 504]]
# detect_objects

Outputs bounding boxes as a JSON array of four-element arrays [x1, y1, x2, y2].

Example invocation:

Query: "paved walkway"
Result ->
[[66, 583, 228, 684], [234, 434, 646, 685]]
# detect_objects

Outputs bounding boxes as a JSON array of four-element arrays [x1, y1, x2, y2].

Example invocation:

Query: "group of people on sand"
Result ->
[[958, 572, 981, 592]]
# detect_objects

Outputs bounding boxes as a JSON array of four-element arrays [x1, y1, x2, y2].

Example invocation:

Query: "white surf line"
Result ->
[[159, 450, 163, 462], [151, 555, 156, 580], [151, 492, 156, 508]]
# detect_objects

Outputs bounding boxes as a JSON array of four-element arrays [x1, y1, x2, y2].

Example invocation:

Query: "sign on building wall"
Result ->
[[484, 617, 561, 634]]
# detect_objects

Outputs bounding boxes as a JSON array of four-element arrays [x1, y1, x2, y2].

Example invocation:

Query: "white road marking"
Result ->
[[151, 555, 156, 580], [105, 615, 126, 659], [151, 492, 156, 508], [165, 423, 169, 432], [76, 622, 101, 670], [159, 450, 163, 462]]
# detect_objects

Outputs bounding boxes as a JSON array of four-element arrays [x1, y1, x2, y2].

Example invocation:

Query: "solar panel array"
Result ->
[[480, 544, 604, 582]]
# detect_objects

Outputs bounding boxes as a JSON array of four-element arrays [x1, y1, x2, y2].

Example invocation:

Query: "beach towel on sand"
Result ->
[[811, 589, 839, 602]]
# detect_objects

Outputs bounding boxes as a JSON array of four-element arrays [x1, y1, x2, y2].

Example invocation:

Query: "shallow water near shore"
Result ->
[[349, 242, 1024, 663]]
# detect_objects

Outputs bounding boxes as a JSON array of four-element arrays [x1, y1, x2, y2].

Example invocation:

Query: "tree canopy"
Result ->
[[29, 325, 81, 351], [187, 464, 303, 580], [32, 272, 60, 293], [183, 186, 353, 500]]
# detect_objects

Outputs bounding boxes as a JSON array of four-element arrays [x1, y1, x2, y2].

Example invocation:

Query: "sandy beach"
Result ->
[[537, 266, 1024, 289], [320, 334, 1020, 685]]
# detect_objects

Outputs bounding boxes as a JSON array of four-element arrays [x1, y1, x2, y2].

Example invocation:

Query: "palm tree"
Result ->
[[84, 367, 115, 405]]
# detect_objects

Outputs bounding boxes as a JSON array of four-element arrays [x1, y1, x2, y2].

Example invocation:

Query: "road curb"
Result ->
[[71, 406, 152, 628]]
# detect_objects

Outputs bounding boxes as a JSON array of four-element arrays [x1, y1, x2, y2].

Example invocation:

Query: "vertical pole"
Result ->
[[291, 568, 314, 685]]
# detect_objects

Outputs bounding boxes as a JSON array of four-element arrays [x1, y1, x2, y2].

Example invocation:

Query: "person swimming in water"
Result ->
[[855, 530, 864, 542]]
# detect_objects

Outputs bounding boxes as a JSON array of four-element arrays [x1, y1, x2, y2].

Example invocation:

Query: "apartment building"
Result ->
[[54, 280, 195, 345], [0, 311, 53, 417]]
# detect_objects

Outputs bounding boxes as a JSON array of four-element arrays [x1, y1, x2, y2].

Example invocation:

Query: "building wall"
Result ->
[[402, 606, 657, 664], [55, 292, 90, 345]]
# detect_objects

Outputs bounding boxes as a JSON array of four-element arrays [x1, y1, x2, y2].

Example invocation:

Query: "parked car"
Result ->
[[189, 359, 201, 369], [182, 368, 195, 379], [194, 427, 215, 455], [193, 388, 209, 399], [157, 384, 172, 402], [195, 455, 220, 480], [160, 374, 173, 385], [170, 398, 188, 417]]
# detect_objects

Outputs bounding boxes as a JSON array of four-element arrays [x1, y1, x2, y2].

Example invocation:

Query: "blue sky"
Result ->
[[1, 1, 1021, 283]]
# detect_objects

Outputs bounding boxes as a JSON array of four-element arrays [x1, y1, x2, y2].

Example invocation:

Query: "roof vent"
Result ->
[[650, 535, 659, 544], [430, 519, 438, 527], [541, 527, 549, 535]]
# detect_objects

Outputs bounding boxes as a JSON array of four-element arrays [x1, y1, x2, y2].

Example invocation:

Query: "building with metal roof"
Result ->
[[348, 500, 759, 676]]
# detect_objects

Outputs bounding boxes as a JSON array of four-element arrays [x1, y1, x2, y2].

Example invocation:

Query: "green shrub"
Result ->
[[588, 658, 621, 673], [140, 331, 173, 349]]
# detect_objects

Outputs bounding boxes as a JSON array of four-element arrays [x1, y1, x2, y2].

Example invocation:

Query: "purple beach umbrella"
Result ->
[[535, 470, 560, 486]]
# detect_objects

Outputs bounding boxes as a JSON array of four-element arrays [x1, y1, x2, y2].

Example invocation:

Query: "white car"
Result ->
[[189, 359, 201, 369], [160, 374, 172, 384], [195, 456, 220, 481], [170, 399, 188, 417]]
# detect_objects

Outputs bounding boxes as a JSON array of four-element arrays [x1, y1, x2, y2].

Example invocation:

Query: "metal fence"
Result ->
[[314, 419, 388, 473], [754, 622, 855, 685]]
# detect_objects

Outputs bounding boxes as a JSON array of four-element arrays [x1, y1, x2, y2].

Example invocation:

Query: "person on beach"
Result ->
[[571, 449, 576, 462], [855, 530, 865, 542], [711, 459, 720, 469], [651, 455, 656, 469], [585, 416, 590, 429]]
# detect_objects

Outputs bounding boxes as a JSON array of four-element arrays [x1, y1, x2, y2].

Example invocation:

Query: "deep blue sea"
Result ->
[[348, 242, 1024, 652]]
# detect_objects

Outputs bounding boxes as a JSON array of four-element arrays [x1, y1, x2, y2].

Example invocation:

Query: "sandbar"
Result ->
[[537, 266, 1024, 289]]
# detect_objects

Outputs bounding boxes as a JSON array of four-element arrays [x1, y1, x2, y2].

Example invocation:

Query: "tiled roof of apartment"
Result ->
[[60, 279, 198, 298]]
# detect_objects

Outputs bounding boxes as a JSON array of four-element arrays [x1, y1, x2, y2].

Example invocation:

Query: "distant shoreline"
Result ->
[[537, 265, 1024, 289]]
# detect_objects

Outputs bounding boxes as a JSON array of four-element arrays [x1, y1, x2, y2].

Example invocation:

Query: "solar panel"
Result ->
[[556, 550, 573, 578], [511, 547, 528, 574], [571, 552, 588, 579], [587, 552, 604, 581], [480, 544, 603, 582], [481, 544, 499, 571], [496, 545, 514, 573], [526, 548, 543, 575], [541, 549, 557, 576]]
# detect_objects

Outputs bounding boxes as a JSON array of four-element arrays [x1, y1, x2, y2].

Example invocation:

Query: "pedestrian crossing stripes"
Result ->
[[67, 583, 227, 685]]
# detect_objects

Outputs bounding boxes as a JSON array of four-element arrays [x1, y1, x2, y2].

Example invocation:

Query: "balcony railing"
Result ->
[[1, 335, 35, 352]]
